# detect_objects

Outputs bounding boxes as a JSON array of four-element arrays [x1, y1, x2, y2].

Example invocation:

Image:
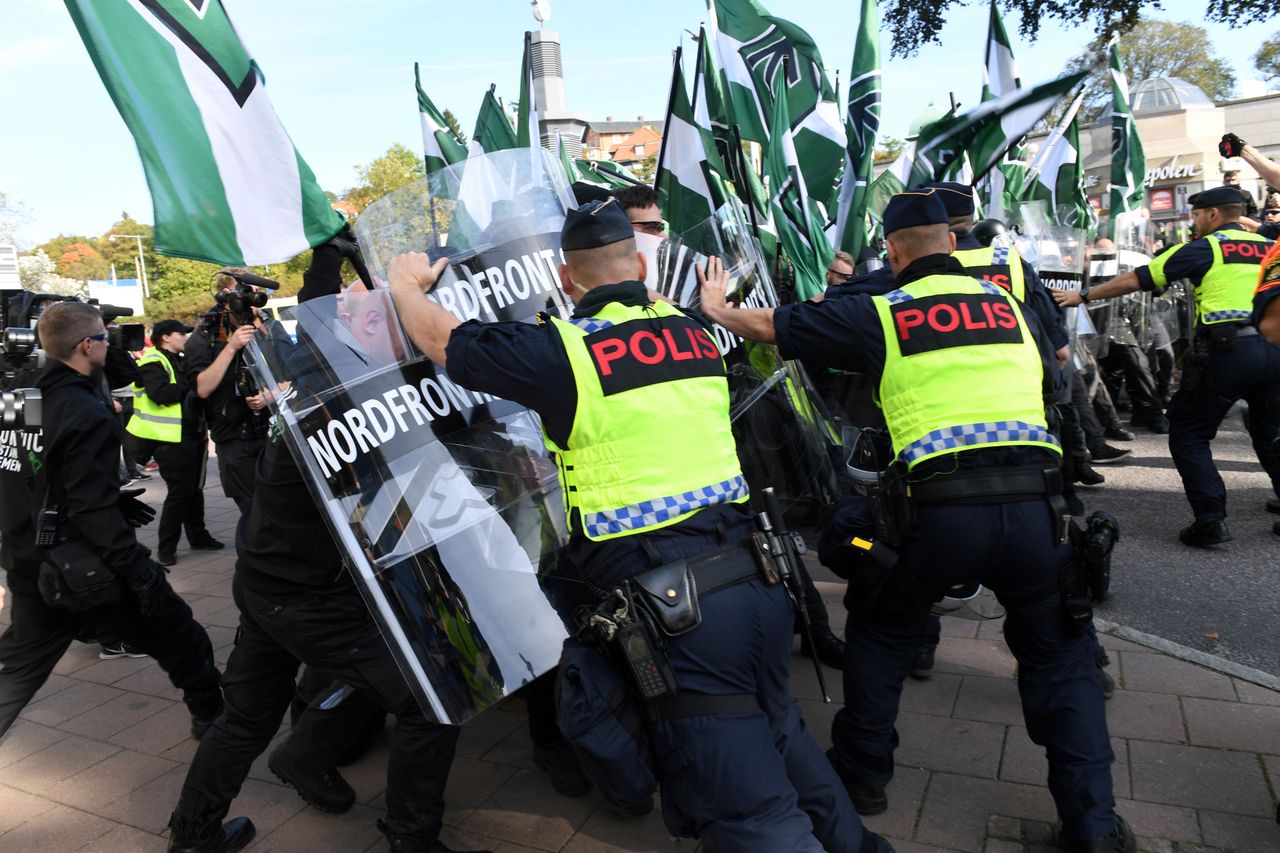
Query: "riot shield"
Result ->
[[1031, 217, 1094, 366], [636, 200, 841, 525], [245, 150, 576, 725]]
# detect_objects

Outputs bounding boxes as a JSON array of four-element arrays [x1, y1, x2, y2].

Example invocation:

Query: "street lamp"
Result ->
[[108, 233, 149, 298]]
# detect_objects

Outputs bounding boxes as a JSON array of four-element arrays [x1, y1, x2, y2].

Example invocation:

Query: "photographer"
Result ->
[[0, 301, 222, 740], [126, 319, 223, 566], [185, 270, 271, 513]]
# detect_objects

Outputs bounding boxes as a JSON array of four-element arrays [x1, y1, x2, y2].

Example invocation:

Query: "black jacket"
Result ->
[[33, 361, 154, 588], [0, 366, 46, 593]]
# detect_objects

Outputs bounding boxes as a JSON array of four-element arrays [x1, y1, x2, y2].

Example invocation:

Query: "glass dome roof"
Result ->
[[1129, 77, 1214, 113]]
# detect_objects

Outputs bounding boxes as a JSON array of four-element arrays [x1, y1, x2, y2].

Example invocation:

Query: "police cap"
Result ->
[[883, 189, 950, 236], [922, 181, 976, 217], [152, 319, 194, 339], [1188, 186, 1249, 210], [561, 198, 635, 251]]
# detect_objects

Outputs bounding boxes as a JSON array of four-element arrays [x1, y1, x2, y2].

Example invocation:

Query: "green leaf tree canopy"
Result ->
[[1256, 31, 1280, 82]]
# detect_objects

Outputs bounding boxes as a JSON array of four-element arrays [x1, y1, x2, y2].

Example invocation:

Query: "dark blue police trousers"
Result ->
[[1166, 334, 1280, 521], [650, 578, 883, 853], [830, 498, 1117, 841]]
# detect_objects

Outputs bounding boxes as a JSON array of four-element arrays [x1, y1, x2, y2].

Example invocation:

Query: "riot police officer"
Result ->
[[1055, 186, 1280, 546], [387, 199, 890, 853], [702, 190, 1131, 852]]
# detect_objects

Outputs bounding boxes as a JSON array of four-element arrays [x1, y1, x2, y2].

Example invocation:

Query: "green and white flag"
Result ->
[[694, 25, 777, 264], [65, 0, 344, 265], [578, 158, 645, 188], [656, 49, 731, 250], [1023, 93, 1094, 233], [909, 70, 1086, 188], [415, 63, 466, 175], [867, 140, 916, 221], [707, 0, 845, 205], [473, 86, 517, 154], [831, 0, 880, 257], [977, 0, 1028, 221], [766, 89, 834, 301], [557, 133, 585, 184], [1107, 32, 1146, 239]]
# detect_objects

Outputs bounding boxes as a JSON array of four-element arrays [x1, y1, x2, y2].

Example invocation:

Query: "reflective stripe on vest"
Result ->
[[549, 300, 747, 541], [1196, 230, 1270, 326], [872, 273, 1059, 469], [952, 245, 1027, 303], [126, 347, 182, 443]]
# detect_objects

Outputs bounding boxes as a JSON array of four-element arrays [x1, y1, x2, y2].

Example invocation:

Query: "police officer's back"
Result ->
[[386, 199, 890, 853], [701, 190, 1132, 852]]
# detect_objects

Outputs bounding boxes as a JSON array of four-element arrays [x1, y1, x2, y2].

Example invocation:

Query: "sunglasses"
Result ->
[[631, 220, 666, 235], [84, 332, 108, 343]]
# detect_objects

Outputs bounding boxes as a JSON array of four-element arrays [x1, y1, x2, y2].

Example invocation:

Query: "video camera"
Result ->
[[207, 270, 279, 332]]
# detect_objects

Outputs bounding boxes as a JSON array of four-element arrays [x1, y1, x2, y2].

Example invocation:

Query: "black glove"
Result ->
[[326, 222, 361, 260], [118, 488, 156, 528], [1219, 133, 1246, 159], [133, 563, 168, 618]]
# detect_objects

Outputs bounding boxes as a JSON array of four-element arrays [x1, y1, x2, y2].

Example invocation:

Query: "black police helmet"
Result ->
[[971, 218, 1009, 247]]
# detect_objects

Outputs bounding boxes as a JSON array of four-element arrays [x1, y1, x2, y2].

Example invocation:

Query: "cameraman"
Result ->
[[126, 319, 223, 566], [185, 270, 271, 513], [0, 302, 223, 740]]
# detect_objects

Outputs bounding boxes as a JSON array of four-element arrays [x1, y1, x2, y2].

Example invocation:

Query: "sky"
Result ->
[[0, 0, 1273, 248]]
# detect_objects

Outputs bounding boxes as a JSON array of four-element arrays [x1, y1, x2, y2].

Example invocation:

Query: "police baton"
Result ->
[[759, 487, 830, 703]]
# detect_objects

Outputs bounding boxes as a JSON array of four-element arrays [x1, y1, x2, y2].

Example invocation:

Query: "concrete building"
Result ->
[[528, 29, 590, 157]]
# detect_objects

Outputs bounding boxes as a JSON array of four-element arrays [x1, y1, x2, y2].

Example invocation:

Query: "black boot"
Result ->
[[909, 642, 936, 680], [1059, 815, 1136, 852], [377, 819, 493, 853], [533, 742, 592, 798], [827, 749, 888, 815], [1178, 519, 1232, 548], [268, 743, 356, 813], [167, 817, 255, 853], [800, 627, 846, 670]]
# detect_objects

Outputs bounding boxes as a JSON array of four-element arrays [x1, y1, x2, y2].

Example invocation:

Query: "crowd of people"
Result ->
[[0, 131, 1276, 853]]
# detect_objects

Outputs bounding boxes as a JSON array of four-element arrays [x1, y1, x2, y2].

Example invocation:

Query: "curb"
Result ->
[[1095, 617, 1280, 692]]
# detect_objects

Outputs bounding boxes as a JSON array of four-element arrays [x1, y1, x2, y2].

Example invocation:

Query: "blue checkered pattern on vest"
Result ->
[[583, 475, 749, 538], [882, 289, 913, 304], [569, 317, 614, 333], [976, 280, 1004, 297], [992, 246, 1010, 266], [1202, 309, 1252, 323], [900, 421, 1059, 464]]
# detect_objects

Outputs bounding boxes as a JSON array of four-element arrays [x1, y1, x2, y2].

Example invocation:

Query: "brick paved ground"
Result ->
[[2, 466, 1279, 852]]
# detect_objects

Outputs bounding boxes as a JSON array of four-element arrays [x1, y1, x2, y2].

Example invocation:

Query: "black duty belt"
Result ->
[[908, 465, 1062, 506], [681, 541, 761, 596]]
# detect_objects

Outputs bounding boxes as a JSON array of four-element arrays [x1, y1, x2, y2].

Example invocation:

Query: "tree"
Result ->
[[58, 242, 110, 281], [443, 109, 468, 147], [874, 137, 906, 165], [340, 143, 427, 215], [1257, 32, 1280, 82], [883, 0, 1277, 58], [18, 251, 86, 297], [0, 190, 28, 247], [632, 154, 659, 185], [1064, 20, 1235, 123]]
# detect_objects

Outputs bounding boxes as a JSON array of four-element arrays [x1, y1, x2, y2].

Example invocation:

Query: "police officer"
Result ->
[[1055, 186, 1280, 546], [185, 271, 271, 514], [387, 199, 890, 853], [0, 302, 223, 740], [127, 319, 223, 566], [703, 190, 1131, 852]]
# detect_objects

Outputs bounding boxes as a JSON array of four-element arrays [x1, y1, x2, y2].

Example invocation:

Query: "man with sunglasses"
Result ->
[[612, 185, 666, 236], [0, 301, 222, 742]]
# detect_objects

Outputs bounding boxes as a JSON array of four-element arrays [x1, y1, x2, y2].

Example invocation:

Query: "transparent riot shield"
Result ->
[[245, 150, 576, 725], [1111, 242, 1154, 351], [635, 199, 841, 526], [1032, 217, 1093, 367]]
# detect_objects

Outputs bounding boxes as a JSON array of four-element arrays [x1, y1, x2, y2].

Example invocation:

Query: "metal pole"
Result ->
[[134, 235, 149, 298]]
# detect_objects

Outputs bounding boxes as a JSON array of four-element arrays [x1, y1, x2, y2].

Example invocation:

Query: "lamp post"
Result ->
[[108, 233, 149, 298]]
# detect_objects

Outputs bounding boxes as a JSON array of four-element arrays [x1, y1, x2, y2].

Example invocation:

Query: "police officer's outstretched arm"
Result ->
[[387, 253, 454, 365], [699, 257, 776, 342]]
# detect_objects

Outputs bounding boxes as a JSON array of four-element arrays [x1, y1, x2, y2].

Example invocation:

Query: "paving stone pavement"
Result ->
[[1, 459, 1279, 852]]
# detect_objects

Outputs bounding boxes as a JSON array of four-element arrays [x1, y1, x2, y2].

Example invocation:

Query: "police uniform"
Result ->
[[127, 320, 221, 565], [1131, 186, 1280, 543], [445, 200, 887, 852], [777, 191, 1124, 847]]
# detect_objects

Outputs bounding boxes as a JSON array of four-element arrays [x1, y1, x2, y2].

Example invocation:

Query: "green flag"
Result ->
[[558, 133, 585, 183], [831, 0, 880, 257], [977, 0, 1028, 220], [516, 33, 539, 149], [65, 0, 343, 265], [1107, 33, 1146, 239], [656, 49, 731, 251], [1023, 93, 1095, 234], [473, 86, 516, 154], [578, 158, 645, 188], [909, 70, 1087, 188], [867, 140, 916, 221], [707, 0, 845, 206], [415, 63, 466, 175], [766, 89, 834, 301], [694, 26, 777, 264]]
